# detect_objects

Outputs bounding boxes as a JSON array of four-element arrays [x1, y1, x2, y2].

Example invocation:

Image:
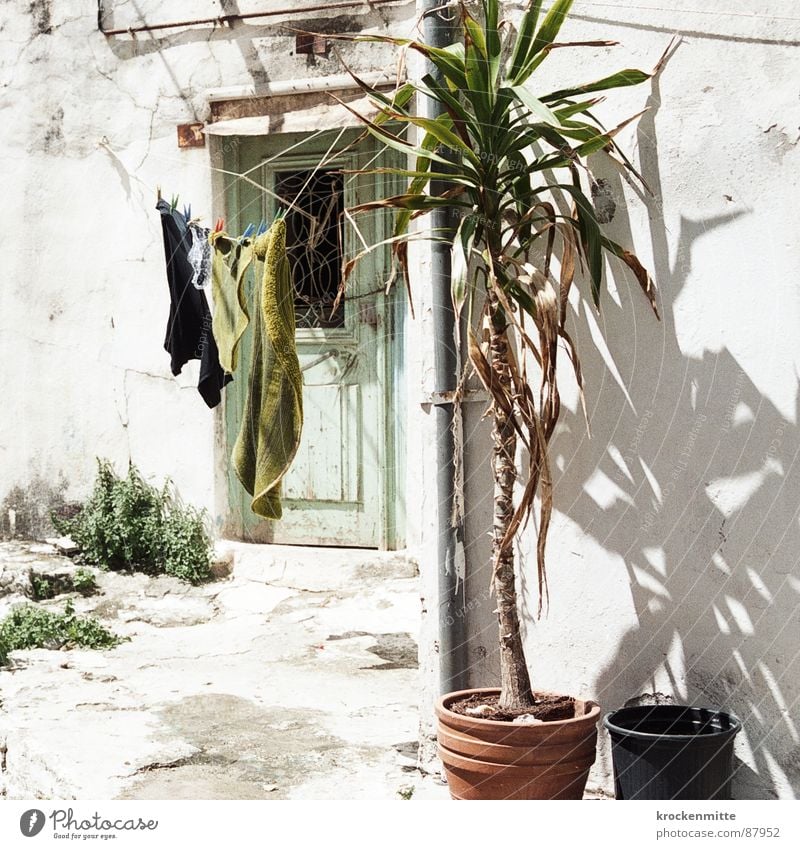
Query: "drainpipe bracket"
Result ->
[[422, 388, 487, 409]]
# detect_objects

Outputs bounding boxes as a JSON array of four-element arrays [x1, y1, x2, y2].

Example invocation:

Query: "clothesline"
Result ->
[[97, 124, 375, 238]]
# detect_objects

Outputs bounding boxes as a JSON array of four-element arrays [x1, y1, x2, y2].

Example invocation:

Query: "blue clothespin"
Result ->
[[257, 219, 267, 235], [242, 223, 255, 239], [183, 204, 191, 222]]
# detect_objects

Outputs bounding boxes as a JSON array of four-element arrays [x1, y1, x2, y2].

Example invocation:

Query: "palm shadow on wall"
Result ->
[[463, 71, 800, 799]]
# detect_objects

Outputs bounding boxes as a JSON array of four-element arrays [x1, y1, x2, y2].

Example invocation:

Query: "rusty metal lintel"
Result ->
[[99, 1, 405, 37]]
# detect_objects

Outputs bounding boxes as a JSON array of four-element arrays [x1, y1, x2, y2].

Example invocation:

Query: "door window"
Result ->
[[274, 169, 345, 329]]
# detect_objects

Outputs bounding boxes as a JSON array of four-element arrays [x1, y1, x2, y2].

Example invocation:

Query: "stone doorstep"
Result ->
[[216, 540, 420, 593]]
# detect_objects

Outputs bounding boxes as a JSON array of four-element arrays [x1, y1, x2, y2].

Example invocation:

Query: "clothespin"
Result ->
[[156, 185, 162, 202], [257, 219, 267, 235], [183, 204, 191, 222], [214, 217, 225, 233], [170, 194, 179, 212], [242, 223, 255, 239]]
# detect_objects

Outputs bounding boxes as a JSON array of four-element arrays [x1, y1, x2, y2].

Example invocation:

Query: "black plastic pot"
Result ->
[[604, 705, 742, 800]]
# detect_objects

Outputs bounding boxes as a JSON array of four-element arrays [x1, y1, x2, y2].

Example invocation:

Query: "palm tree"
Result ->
[[339, 0, 661, 710]]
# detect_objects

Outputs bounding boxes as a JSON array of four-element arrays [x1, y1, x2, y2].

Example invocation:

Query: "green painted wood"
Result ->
[[222, 129, 403, 548]]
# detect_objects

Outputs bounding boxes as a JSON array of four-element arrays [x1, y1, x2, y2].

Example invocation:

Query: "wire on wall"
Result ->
[[97, 0, 410, 36], [566, 1, 800, 25]]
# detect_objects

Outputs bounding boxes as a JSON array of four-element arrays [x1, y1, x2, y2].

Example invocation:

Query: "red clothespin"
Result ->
[[214, 217, 225, 233]]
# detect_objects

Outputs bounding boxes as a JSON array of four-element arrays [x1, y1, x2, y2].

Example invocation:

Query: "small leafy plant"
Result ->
[[0, 600, 122, 666], [72, 567, 98, 596], [31, 574, 57, 601], [53, 460, 213, 584]]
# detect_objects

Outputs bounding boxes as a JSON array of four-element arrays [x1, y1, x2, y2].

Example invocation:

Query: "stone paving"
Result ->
[[0, 540, 448, 800]]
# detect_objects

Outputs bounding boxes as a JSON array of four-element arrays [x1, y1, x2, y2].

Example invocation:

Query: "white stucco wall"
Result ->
[[2, 0, 799, 800], [453, 1, 800, 799]]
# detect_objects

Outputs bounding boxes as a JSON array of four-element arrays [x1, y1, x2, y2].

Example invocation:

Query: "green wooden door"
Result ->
[[222, 130, 403, 548]]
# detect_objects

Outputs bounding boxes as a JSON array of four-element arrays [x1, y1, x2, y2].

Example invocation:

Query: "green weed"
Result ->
[[52, 460, 213, 584], [72, 567, 97, 596], [0, 600, 122, 666]]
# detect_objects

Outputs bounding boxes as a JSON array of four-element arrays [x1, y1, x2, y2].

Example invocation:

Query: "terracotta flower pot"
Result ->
[[436, 687, 601, 800]]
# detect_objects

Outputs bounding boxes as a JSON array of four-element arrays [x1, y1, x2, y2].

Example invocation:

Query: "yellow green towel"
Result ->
[[209, 231, 253, 374], [232, 219, 303, 519]]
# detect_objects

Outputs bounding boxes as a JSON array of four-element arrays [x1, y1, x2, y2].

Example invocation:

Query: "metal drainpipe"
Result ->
[[422, 0, 469, 695]]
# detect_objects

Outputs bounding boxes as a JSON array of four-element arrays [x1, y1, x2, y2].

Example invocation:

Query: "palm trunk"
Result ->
[[488, 296, 535, 711]]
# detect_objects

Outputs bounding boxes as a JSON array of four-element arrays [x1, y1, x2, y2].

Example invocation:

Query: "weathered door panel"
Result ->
[[222, 130, 400, 548]]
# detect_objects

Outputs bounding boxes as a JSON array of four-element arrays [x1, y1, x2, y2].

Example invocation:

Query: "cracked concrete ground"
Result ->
[[0, 541, 449, 800]]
